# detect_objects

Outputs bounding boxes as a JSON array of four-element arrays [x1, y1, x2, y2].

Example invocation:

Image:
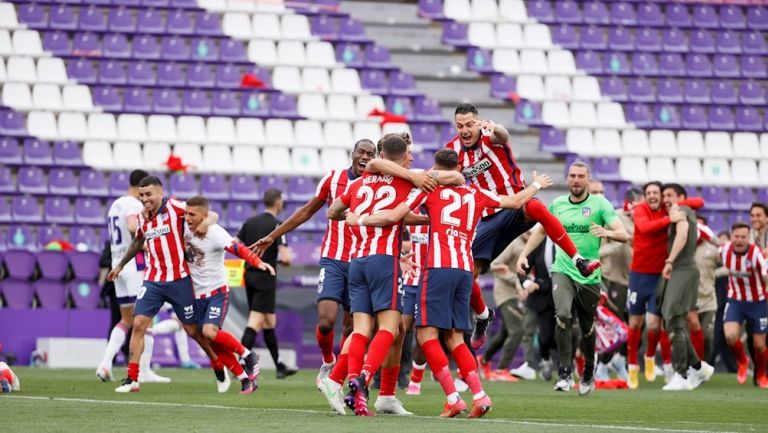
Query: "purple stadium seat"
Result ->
[[666, 4, 691, 28], [490, 74, 516, 100], [70, 227, 100, 252], [18, 166, 47, 194], [167, 10, 194, 35], [580, 26, 606, 50], [183, 90, 211, 115], [720, 5, 746, 30], [418, 0, 444, 20], [514, 101, 542, 125], [414, 98, 443, 122], [681, 80, 708, 104], [73, 32, 102, 55], [637, 3, 663, 27], [0, 137, 22, 165], [730, 187, 754, 211], [107, 172, 129, 198], [654, 104, 681, 129], [467, 48, 494, 74], [42, 31, 70, 56], [583, 1, 609, 25], [360, 69, 388, 94], [259, 175, 286, 194], [104, 33, 131, 58], [701, 211, 727, 233], [736, 107, 763, 132], [186, 63, 215, 88], [441, 126, 457, 145], [555, 1, 581, 24], [412, 151, 433, 170], [37, 251, 70, 280], [169, 174, 198, 200], [309, 207, 327, 231], [74, 198, 104, 225], [93, 86, 122, 111], [593, 158, 620, 181], [44, 197, 75, 224], [631, 52, 658, 76], [1, 281, 34, 309], [138, 8, 165, 34], [0, 110, 27, 136], [288, 233, 317, 266], [681, 105, 707, 130], [628, 78, 655, 103], [576, 51, 602, 74], [80, 169, 109, 197], [191, 38, 219, 61], [539, 127, 567, 154], [635, 28, 661, 52], [702, 186, 729, 210], [335, 43, 364, 68], [70, 251, 100, 280], [442, 22, 469, 47], [99, 60, 128, 85], [150, 334, 179, 366], [747, 6, 768, 30], [53, 141, 84, 167], [708, 106, 735, 131], [389, 72, 418, 96], [739, 82, 766, 105], [161, 36, 190, 60], [600, 77, 627, 101], [4, 250, 36, 279], [716, 31, 741, 55], [35, 280, 68, 309], [339, 18, 367, 42], [109, 7, 137, 32], [603, 182, 619, 208], [231, 175, 260, 201], [133, 35, 162, 60], [68, 280, 101, 309], [310, 14, 338, 39], [17, 3, 47, 28], [227, 202, 254, 230], [412, 124, 439, 150], [67, 58, 98, 84], [286, 177, 316, 201], [742, 55, 767, 79], [608, 27, 633, 51], [0, 197, 10, 223], [689, 30, 715, 54], [714, 54, 740, 78], [0, 166, 15, 194], [692, 4, 718, 29], [386, 96, 414, 119], [528, 0, 555, 23], [551, 24, 578, 49], [38, 226, 65, 247], [625, 103, 652, 128], [711, 81, 737, 105], [200, 174, 229, 200], [212, 92, 240, 116], [270, 94, 298, 118], [365, 45, 394, 69], [743, 31, 767, 55], [7, 225, 37, 251], [220, 40, 247, 63], [50, 5, 77, 31], [128, 61, 156, 86], [124, 87, 151, 113], [611, 2, 636, 26], [662, 28, 687, 53], [685, 54, 711, 78], [195, 12, 222, 36], [49, 168, 78, 195], [758, 189, 768, 205]]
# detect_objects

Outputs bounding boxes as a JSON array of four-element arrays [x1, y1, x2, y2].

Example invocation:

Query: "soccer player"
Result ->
[[97, 169, 168, 384], [658, 184, 714, 391], [626, 182, 704, 388], [183, 196, 273, 394], [402, 224, 429, 395], [721, 222, 768, 388], [446, 103, 600, 349], [107, 176, 220, 393], [516, 162, 628, 396], [347, 148, 554, 417], [249, 139, 376, 387], [0, 362, 20, 393]]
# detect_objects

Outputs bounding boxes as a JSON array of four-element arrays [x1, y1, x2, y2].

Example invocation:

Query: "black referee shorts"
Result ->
[[245, 268, 277, 314]]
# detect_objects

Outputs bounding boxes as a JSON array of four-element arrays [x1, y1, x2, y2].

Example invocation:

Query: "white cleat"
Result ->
[[217, 370, 231, 393], [454, 376, 469, 392], [405, 381, 421, 395], [139, 369, 172, 384], [316, 359, 335, 391], [115, 378, 140, 393], [374, 397, 413, 416], [554, 375, 573, 392], [662, 373, 692, 391], [96, 366, 113, 382], [510, 362, 537, 380], [578, 380, 595, 396], [662, 363, 674, 384], [687, 362, 715, 389], [319, 377, 346, 415]]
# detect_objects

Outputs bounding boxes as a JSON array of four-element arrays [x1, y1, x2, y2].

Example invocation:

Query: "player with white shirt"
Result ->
[[96, 170, 169, 384], [183, 196, 275, 394]]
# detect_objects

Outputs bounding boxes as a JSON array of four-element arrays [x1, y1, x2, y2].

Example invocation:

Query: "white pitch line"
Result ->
[[3, 395, 743, 433]]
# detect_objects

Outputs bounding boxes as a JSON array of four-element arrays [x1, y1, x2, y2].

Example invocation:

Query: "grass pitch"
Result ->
[[1, 367, 765, 433]]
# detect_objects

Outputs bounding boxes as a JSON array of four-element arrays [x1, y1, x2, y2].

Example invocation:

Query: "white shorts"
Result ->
[[115, 268, 143, 305]]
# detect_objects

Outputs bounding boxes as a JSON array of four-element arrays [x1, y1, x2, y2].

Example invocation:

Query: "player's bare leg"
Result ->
[[469, 262, 494, 349], [97, 304, 133, 382], [115, 314, 151, 393], [375, 320, 412, 415]]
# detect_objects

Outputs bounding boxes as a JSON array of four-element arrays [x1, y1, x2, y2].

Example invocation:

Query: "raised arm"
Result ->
[[252, 197, 325, 254], [662, 219, 689, 279], [107, 231, 146, 281], [633, 205, 671, 234], [346, 203, 412, 227], [498, 171, 552, 209], [479, 120, 510, 145]]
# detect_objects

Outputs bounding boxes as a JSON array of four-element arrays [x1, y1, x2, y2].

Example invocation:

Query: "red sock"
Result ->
[[410, 362, 426, 384], [127, 362, 139, 381], [214, 330, 246, 357], [575, 354, 585, 377], [452, 343, 484, 396], [379, 366, 399, 397], [210, 357, 224, 371], [756, 348, 768, 379], [213, 343, 245, 377], [340, 332, 349, 353], [645, 329, 660, 358], [328, 353, 348, 385], [524, 200, 578, 257], [627, 327, 641, 365], [659, 330, 672, 364], [470, 280, 487, 315], [316, 325, 335, 364], [729, 340, 749, 365], [421, 338, 456, 397], [690, 328, 705, 360], [346, 333, 369, 381], [361, 330, 395, 385]]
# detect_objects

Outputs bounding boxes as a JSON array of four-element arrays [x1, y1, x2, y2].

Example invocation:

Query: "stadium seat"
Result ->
[[593, 129, 622, 156], [545, 76, 571, 101], [704, 132, 733, 157], [702, 158, 732, 185], [294, 120, 325, 147], [676, 157, 704, 185], [202, 144, 233, 173], [731, 159, 761, 187], [113, 142, 144, 170], [647, 157, 676, 183], [677, 131, 705, 157], [565, 129, 594, 155], [619, 156, 648, 184], [232, 147, 263, 174]]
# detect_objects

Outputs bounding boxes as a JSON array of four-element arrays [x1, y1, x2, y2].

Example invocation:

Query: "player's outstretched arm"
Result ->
[[327, 197, 349, 221], [431, 170, 465, 186], [107, 231, 145, 281], [346, 203, 412, 227], [366, 159, 437, 192], [498, 171, 552, 209], [252, 197, 325, 255], [226, 241, 275, 276], [516, 224, 546, 274], [403, 212, 429, 226]]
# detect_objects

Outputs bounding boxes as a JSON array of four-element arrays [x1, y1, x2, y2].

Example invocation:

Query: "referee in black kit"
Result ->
[[238, 188, 298, 379]]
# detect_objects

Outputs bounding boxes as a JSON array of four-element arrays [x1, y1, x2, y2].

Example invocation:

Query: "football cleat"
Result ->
[[554, 367, 573, 392], [217, 370, 231, 394], [476, 355, 491, 380], [240, 378, 257, 395], [737, 359, 749, 385], [180, 360, 201, 369], [405, 381, 421, 395], [115, 377, 140, 393], [276, 362, 299, 379], [346, 377, 373, 417], [663, 373, 692, 391], [628, 364, 640, 389], [578, 364, 595, 396], [756, 376, 768, 389], [643, 356, 657, 382], [468, 395, 492, 418], [510, 362, 536, 380], [662, 363, 675, 383], [470, 308, 495, 349], [319, 377, 346, 415], [96, 366, 113, 382], [688, 362, 714, 389], [489, 369, 519, 382], [139, 369, 171, 384], [316, 359, 335, 390], [374, 398, 413, 416], [575, 258, 601, 277], [243, 351, 260, 382], [440, 399, 467, 418]]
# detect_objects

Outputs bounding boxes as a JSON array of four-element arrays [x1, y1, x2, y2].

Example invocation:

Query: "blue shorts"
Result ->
[[725, 300, 768, 333], [473, 207, 535, 269], [627, 271, 660, 316], [317, 258, 350, 308], [349, 255, 402, 315], [402, 284, 418, 316], [194, 291, 230, 328], [415, 268, 473, 331], [134, 277, 196, 324]]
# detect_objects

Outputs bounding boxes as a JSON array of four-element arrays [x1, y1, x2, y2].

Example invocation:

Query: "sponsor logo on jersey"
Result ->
[[563, 223, 590, 233], [411, 233, 429, 244], [461, 158, 492, 179], [144, 225, 171, 239], [208, 306, 221, 319], [183, 304, 194, 319]]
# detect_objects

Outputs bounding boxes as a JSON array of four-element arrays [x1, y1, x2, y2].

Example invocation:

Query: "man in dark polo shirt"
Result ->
[[238, 188, 297, 379]]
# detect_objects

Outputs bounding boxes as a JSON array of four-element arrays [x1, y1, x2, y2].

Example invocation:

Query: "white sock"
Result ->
[[237, 372, 248, 380], [571, 254, 584, 265], [152, 319, 180, 334], [413, 361, 426, 370], [477, 307, 489, 320], [240, 347, 250, 358], [140, 333, 155, 373], [473, 391, 486, 400], [174, 329, 192, 363], [100, 323, 128, 368], [377, 395, 395, 402], [446, 392, 460, 404]]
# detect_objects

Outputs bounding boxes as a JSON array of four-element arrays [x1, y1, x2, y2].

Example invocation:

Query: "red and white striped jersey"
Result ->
[[340, 173, 414, 258], [403, 224, 429, 286], [446, 134, 524, 217], [137, 197, 189, 282], [719, 242, 768, 302], [696, 222, 714, 244], [315, 168, 358, 262], [407, 184, 501, 272]]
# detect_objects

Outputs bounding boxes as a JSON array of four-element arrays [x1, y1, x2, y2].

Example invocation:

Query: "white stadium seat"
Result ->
[[57, 112, 88, 140], [252, 14, 281, 39], [302, 67, 331, 93], [520, 50, 548, 74], [232, 146, 263, 174], [565, 128, 594, 155], [594, 129, 622, 156], [444, 0, 471, 21], [731, 159, 761, 187], [294, 119, 325, 147], [265, 118, 295, 146], [523, 24, 552, 49], [248, 40, 277, 66], [306, 42, 337, 68], [321, 148, 349, 172], [2, 82, 32, 109], [382, 122, 411, 137], [570, 102, 598, 128], [597, 102, 627, 128], [619, 156, 648, 183], [112, 142, 143, 170], [177, 116, 208, 143], [0, 30, 12, 56], [471, 0, 499, 20], [272, 66, 302, 93], [492, 49, 520, 74], [117, 114, 148, 142], [676, 131, 705, 156], [88, 113, 118, 141], [649, 130, 678, 156], [542, 101, 570, 127], [297, 93, 327, 119], [760, 160, 768, 184], [222, 12, 252, 39], [517, 75, 544, 101], [207, 117, 238, 144], [28, 111, 59, 139], [647, 157, 676, 182], [0, 3, 19, 29], [277, 41, 307, 67], [0, 59, 6, 82], [547, 50, 577, 75], [83, 141, 114, 170], [353, 122, 381, 144], [704, 132, 733, 157], [291, 147, 322, 175], [62, 84, 93, 111], [173, 143, 203, 171], [12, 30, 43, 56], [327, 95, 357, 121], [331, 69, 362, 94], [571, 76, 601, 102], [621, 130, 649, 156], [203, 143, 234, 173], [702, 158, 732, 185], [7, 56, 37, 83], [36, 57, 68, 84], [147, 114, 178, 143], [32, 84, 62, 110], [356, 95, 385, 118], [236, 118, 265, 146], [262, 147, 292, 173], [761, 133, 768, 157], [468, 22, 496, 48], [281, 14, 312, 41], [732, 133, 761, 159], [143, 142, 171, 170], [675, 157, 704, 185], [499, 0, 528, 22], [544, 76, 572, 101], [496, 23, 524, 48], [324, 121, 354, 147]]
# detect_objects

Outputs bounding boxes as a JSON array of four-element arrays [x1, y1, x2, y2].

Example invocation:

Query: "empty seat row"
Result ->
[[478, 48, 577, 76], [540, 101, 627, 128], [0, 138, 83, 166], [0, 56, 69, 84], [2, 194, 105, 225], [2, 83, 94, 112], [2, 224, 104, 252], [618, 156, 767, 187], [622, 103, 765, 132], [0, 278, 101, 310], [599, 77, 767, 106]]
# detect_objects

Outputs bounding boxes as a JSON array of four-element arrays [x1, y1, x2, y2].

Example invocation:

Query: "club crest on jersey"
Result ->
[[582, 207, 592, 218], [144, 225, 171, 240], [461, 158, 492, 179]]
